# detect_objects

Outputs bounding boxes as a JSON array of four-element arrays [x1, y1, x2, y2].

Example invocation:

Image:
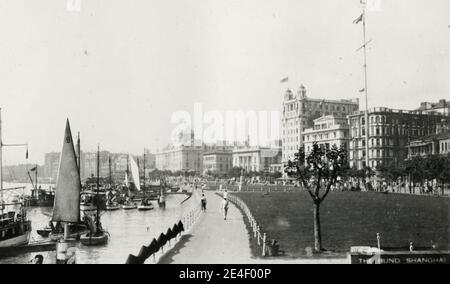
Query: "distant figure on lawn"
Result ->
[[222, 197, 229, 220], [201, 194, 207, 212]]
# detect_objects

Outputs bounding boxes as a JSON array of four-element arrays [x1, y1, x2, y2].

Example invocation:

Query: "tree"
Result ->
[[285, 143, 347, 252], [437, 154, 450, 195]]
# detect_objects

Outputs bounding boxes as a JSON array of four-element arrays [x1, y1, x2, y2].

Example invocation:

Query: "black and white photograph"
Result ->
[[0, 0, 449, 267]]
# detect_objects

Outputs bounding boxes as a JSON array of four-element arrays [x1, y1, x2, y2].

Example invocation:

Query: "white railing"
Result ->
[[219, 192, 268, 257]]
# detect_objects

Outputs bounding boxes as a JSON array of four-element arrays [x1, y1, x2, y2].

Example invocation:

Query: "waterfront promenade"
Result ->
[[159, 191, 253, 264], [159, 190, 348, 264]]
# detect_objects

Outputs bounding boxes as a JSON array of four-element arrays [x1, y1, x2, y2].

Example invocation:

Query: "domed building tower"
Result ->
[[284, 89, 294, 101], [298, 85, 307, 99]]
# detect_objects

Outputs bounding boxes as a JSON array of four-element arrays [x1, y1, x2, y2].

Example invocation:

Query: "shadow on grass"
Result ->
[[158, 234, 193, 264]]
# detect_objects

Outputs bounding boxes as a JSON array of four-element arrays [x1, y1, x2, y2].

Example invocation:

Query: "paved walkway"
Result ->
[[159, 191, 348, 264], [159, 191, 253, 264]]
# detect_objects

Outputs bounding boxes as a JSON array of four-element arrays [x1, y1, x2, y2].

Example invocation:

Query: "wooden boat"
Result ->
[[80, 146, 109, 246], [37, 227, 52, 238], [0, 109, 32, 248], [51, 120, 83, 263], [0, 240, 56, 257], [136, 151, 153, 211], [105, 203, 120, 211], [137, 201, 154, 211], [122, 202, 137, 210], [80, 202, 97, 212], [26, 165, 55, 207], [80, 232, 109, 246]]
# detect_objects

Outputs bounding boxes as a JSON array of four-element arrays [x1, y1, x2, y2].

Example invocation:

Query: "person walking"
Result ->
[[222, 197, 229, 220], [200, 194, 207, 212]]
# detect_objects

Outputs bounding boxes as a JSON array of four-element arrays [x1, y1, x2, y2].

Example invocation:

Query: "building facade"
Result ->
[[303, 115, 350, 153], [417, 99, 449, 116], [407, 131, 450, 158], [155, 145, 204, 173], [203, 150, 233, 175], [282, 85, 359, 163], [232, 146, 282, 172], [348, 107, 447, 169], [44, 152, 61, 181]]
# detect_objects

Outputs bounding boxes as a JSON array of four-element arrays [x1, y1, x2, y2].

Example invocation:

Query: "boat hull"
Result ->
[[49, 229, 90, 242], [105, 206, 120, 211], [80, 204, 97, 212], [121, 205, 137, 210], [137, 205, 153, 211], [37, 229, 52, 238], [80, 233, 108, 246], [0, 231, 30, 248]]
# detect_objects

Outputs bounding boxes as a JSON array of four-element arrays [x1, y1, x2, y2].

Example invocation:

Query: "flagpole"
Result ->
[[362, 6, 370, 172]]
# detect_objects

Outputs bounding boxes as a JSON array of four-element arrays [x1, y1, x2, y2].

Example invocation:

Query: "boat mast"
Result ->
[[96, 144, 100, 232], [126, 154, 130, 196], [143, 150, 146, 200], [77, 132, 81, 177], [0, 108, 4, 216], [108, 156, 112, 189], [35, 164, 38, 190]]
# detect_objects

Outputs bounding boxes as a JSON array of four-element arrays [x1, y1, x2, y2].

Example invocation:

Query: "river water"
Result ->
[[0, 183, 196, 264]]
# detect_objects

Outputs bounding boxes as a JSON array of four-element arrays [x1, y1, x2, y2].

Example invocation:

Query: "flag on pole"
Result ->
[[353, 13, 364, 24], [359, 88, 365, 93], [280, 77, 289, 83], [30, 166, 37, 172]]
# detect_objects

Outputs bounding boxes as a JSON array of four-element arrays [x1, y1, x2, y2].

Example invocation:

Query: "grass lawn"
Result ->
[[234, 191, 450, 257]]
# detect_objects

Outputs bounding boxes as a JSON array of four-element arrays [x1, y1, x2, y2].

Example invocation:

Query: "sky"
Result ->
[[0, 0, 449, 165]]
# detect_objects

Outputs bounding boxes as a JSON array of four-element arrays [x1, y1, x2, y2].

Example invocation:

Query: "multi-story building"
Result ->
[[155, 145, 204, 173], [303, 115, 350, 154], [407, 119, 450, 158], [407, 131, 450, 158], [417, 99, 449, 115], [348, 107, 447, 169], [232, 146, 282, 172], [203, 150, 233, 175], [43, 152, 60, 181], [282, 85, 359, 163]]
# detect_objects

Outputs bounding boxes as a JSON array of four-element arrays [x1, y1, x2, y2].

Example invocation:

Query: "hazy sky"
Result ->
[[0, 0, 449, 165]]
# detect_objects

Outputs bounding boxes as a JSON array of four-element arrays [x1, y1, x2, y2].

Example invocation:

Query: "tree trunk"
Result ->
[[313, 201, 322, 252]]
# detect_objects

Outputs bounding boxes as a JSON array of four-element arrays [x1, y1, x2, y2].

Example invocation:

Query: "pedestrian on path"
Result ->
[[222, 197, 229, 220], [201, 194, 207, 212]]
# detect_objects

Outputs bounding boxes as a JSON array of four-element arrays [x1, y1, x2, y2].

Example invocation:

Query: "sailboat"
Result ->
[[105, 156, 120, 211], [121, 155, 137, 210], [49, 121, 89, 243], [137, 150, 153, 211], [80, 145, 109, 246], [27, 165, 55, 207], [0, 108, 32, 248]]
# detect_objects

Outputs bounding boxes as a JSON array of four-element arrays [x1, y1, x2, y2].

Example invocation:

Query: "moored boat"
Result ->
[[105, 203, 120, 211], [80, 145, 109, 246], [52, 120, 83, 263], [137, 201, 154, 211], [122, 201, 137, 210], [0, 109, 32, 248]]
